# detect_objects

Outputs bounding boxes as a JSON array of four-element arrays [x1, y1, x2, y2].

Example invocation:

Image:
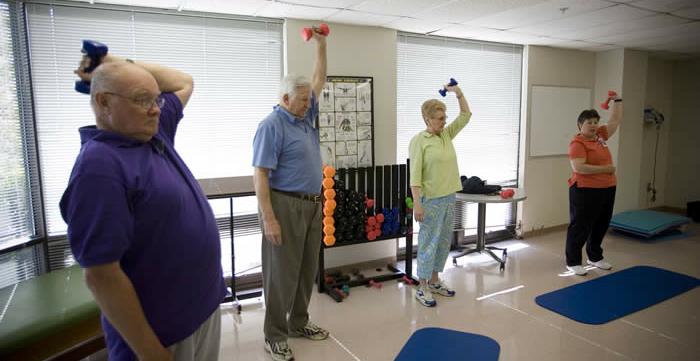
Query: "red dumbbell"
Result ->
[[368, 280, 383, 289], [301, 23, 330, 41], [500, 189, 515, 199], [401, 275, 417, 285], [365, 198, 375, 209], [600, 90, 618, 110], [375, 213, 385, 223], [367, 216, 377, 226]]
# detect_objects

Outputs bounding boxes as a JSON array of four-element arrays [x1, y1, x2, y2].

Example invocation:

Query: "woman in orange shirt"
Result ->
[[566, 93, 623, 275]]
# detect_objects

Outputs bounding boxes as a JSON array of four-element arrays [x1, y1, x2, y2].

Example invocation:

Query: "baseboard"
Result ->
[[522, 224, 568, 238]]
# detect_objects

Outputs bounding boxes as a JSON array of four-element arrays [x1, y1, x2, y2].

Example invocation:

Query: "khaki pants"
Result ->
[[261, 191, 322, 342]]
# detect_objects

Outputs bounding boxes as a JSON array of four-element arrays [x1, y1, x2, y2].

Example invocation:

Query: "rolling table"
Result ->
[[197, 176, 258, 312], [453, 189, 527, 271]]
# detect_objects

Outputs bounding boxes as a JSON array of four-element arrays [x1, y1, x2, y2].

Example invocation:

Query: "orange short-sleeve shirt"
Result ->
[[567, 125, 616, 188]]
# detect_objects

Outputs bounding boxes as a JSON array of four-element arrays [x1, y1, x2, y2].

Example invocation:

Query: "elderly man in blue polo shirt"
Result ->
[[60, 54, 225, 361], [252, 28, 329, 361]]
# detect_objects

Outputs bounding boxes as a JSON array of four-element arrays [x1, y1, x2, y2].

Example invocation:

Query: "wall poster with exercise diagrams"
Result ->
[[317, 76, 374, 169]]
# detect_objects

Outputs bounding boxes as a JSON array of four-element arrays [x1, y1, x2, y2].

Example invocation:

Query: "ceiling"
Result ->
[[71, 0, 700, 59]]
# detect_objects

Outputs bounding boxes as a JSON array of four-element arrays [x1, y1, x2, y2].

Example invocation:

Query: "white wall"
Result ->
[[614, 50, 649, 213], [666, 58, 700, 208], [641, 57, 673, 207], [284, 19, 399, 267], [593, 49, 624, 162], [520, 46, 596, 232]]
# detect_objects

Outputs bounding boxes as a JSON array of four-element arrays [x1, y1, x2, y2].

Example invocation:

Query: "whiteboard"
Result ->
[[530, 86, 591, 157]]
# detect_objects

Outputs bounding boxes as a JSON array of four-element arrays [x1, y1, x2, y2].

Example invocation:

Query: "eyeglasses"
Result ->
[[104, 92, 165, 111]]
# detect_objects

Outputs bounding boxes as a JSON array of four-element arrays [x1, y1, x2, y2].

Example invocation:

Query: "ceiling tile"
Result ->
[[281, 0, 365, 8], [672, 7, 700, 19], [350, 0, 453, 17], [516, 4, 654, 36], [325, 8, 402, 27], [628, 0, 700, 13], [255, 1, 340, 19], [384, 17, 445, 34], [431, 24, 501, 39], [557, 14, 689, 41], [475, 30, 553, 45], [415, 0, 547, 24], [463, 0, 610, 30], [595, 21, 700, 44], [184, 0, 268, 15]]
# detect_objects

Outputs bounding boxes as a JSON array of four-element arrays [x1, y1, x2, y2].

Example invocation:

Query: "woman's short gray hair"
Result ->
[[280, 74, 311, 98]]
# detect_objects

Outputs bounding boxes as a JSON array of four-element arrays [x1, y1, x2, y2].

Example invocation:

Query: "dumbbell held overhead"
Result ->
[[438, 78, 458, 97], [75, 40, 109, 94], [301, 23, 330, 41], [600, 90, 618, 110]]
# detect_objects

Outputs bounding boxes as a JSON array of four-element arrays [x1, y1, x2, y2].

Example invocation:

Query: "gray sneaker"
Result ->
[[265, 339, 294, 361], [291, 321, 329, 340]]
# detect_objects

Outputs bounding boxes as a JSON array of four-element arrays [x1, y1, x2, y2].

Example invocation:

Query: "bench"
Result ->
[[0, 265, 104, 361]]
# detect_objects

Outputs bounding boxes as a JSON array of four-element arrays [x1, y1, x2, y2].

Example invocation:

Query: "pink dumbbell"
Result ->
[[301, 23, 330, 41], [600, 90, 618, 110]]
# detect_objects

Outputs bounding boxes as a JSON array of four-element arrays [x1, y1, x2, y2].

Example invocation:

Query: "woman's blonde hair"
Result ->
[[421, 99, 446, 125]]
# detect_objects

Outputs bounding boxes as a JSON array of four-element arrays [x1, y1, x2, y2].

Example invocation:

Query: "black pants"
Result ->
[[565, 184, 616, 266]]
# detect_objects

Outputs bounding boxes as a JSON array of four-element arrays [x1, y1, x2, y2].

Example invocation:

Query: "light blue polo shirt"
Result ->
[[252, 92, 322, 195]]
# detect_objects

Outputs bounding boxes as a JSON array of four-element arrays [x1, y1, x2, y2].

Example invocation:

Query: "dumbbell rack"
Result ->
[[317, 161, 416, 302]]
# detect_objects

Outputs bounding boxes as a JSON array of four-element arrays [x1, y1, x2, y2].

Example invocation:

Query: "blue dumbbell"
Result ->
[[75, 40, 109, 94], [438, 78, 458, 97]]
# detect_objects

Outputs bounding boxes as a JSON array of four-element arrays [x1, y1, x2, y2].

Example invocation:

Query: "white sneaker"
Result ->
[[290, 321, 329, 340], [428, 280, 456, 297], [587, 259, 612, 270], [264, 339, 294, 361], [414, 287, 437, 307], [567, 265, 587, 275]]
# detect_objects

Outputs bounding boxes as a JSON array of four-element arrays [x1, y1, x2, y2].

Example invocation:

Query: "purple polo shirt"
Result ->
[[60, 93, 226, 361]]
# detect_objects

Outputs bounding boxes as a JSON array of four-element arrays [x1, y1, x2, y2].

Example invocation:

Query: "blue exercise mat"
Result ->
[[535, 266, 700, 324], [395, 327, 500, 361], [610, 210, 690, 238]]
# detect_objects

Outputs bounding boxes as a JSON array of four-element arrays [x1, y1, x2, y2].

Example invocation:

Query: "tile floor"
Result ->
[[217, 223, 700, 361]]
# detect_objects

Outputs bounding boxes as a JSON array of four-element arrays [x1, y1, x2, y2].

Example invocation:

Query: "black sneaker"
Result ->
[[291, 321, 329, 340], [264, 339, 294, 361]]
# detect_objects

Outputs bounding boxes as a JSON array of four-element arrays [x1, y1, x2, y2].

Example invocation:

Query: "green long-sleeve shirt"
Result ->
[[409, 111, 471, 199]]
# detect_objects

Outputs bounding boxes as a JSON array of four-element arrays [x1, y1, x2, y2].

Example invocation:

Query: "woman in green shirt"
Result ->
[[409, 83, 471, 307]]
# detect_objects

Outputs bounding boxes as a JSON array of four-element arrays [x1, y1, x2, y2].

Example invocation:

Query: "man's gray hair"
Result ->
[[279, 74, 310, 98], [89, 62, 128, 109]]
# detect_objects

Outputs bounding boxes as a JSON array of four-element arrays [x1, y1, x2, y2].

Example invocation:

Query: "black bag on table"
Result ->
[[459, 175, 502, 195]]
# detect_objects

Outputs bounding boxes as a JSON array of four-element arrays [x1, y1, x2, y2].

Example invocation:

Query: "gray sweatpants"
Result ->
[[261, 190, 322, 342], [168, 307, 221, 361]]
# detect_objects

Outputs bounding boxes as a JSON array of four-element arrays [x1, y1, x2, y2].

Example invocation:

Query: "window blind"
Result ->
[[25, 3, 283, 236]]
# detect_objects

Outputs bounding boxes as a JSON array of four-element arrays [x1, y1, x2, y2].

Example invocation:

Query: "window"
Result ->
[[397, 33, 522, 241], [0, 1, 44, 288], [26, 3, 282, 237], [0, 2, 281, 286]]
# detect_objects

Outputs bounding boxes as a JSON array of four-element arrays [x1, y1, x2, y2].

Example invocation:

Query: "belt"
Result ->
[[272, 189, 322, 203]]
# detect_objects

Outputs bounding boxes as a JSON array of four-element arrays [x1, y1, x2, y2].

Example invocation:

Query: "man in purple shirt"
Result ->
[[252, 28, 329, 361], [60, 53, 225, 361]]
